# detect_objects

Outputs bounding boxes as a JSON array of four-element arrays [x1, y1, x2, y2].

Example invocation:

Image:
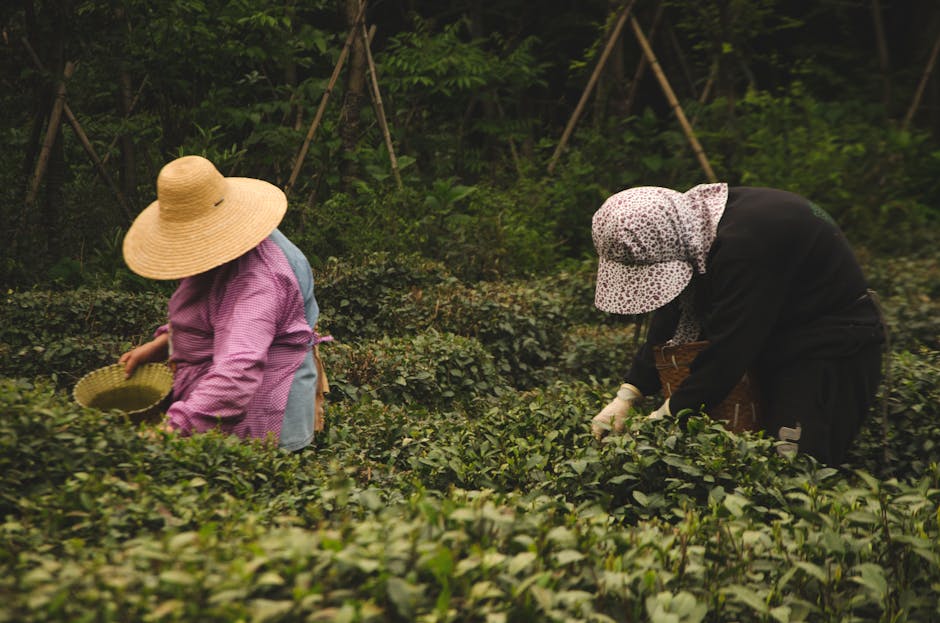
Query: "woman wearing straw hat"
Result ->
[[119, 155, 320, 451], [590, 184, 886, 465]]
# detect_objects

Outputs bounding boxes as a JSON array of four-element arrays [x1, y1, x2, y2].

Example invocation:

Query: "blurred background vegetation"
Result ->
[[1, 0, 938, 288]]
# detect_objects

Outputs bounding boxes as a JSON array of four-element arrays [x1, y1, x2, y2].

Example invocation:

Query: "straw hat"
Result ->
[[123, 155, 287, 279]]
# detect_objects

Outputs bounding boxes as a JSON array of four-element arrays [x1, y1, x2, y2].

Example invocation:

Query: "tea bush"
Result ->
[[3, 375, 940, 622], [2, 252, 939, 622], [0, 289, 167, 385], [323, 330, 503, 410]]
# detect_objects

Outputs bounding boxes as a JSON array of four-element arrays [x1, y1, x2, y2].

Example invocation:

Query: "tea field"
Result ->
[[2, 253, 939, 622]]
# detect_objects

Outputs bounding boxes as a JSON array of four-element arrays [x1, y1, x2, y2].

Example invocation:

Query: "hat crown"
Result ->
[[593, 193, 683, 265], [156, 156, 228, 223]]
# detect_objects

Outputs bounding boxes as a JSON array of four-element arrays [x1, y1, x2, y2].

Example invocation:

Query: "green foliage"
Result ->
[[381, 17, 547, 179], [850, 348, 940, 480], [864, 254, 940, 351], [0, 288, 167, 385], [4, 350, 940, 621], [313, 252, 451, 341], [697, 85, 940, 253], [0, 250, 939, 620], [324, 330, 501, 410]]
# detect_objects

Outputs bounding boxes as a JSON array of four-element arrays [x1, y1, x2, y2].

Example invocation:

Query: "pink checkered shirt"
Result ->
[[159, 238, 313, 440]]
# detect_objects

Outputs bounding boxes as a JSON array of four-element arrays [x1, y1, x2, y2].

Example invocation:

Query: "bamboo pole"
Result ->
[[871, 0, 892, 111], [285, 0, 367, 197], [623, 1, 664, 117], [27, 61, 75, 205], [903, 30, 940, 131], [63, 104, 133, 221], [629, 15, 716, 183], [100, 75, 149, 167], [361, 19, 403, 189], [22, 38, 132, 220], [547, 0, 637, 174]]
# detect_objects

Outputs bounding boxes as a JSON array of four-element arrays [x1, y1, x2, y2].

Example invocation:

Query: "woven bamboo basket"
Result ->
[[73, 363, 174, 424], [653, 341, 762, 433]]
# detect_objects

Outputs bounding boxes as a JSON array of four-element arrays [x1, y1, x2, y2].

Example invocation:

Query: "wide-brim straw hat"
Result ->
[[123, 155, 287, 279]]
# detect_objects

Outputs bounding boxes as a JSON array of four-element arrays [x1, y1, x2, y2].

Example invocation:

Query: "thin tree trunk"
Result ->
[[119, 69, 137, 207], [548, 0, 637, 174], [871, 0, 892, 112], [623, 1, 664, 117], [903, 30, 940, 130], [339, 0, 368, 189]]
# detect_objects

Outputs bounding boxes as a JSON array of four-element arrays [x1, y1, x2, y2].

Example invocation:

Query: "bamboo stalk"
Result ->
[[548, 0, 637, 174], [285, 0, 367, 197], [101, 75, 149, 167], [27, 61, 75, 205], [871, 0, 892, 111], [361, 19, 403, 189], [623, 1, 664, 117], [22, 38, 132, 219], [629, 15, 716, 182], [903, 30, 940, 131], [63, 104, 133, 221]]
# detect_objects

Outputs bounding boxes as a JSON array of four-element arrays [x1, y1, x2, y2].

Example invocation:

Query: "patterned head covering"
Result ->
[[593, 183, 728, 318]]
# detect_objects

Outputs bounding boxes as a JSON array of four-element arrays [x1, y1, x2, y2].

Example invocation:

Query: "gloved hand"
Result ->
[[648, 398, 671, 420], [592, 383, 642, 440]]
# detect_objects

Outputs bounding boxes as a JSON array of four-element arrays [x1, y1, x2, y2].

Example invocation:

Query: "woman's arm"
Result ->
[[119, 331, 170, 378]]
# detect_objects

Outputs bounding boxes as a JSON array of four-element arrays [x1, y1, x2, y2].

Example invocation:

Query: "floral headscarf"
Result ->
[[593, 183, 728, 343]]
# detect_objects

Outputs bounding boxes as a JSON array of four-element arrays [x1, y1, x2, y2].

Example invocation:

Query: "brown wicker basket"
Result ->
[[653, 341, 762, 433], [73, 363, 174, 424]]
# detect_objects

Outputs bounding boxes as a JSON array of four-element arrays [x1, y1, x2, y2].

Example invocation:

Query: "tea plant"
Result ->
[[1, 251, 938, 622]]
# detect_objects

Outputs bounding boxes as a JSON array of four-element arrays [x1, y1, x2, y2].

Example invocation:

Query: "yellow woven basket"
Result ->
[[73, 363, 174, 424]]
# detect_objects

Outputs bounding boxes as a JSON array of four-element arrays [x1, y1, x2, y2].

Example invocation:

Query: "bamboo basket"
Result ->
[[653, 341, 762, 433], [73, 363, 174, 424]]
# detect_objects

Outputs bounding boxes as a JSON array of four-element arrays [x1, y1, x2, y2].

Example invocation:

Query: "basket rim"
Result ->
[[73, 362, 174, 414]]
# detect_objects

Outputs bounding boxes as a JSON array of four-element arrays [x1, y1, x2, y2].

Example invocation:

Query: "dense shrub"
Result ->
[[0, 289, 167, 385], [426, 279, 567, 388], [4, 372, 940, 622], [2, 250, 939, 621], [313, 252, 452, 341], [323, 330, 503, 410]]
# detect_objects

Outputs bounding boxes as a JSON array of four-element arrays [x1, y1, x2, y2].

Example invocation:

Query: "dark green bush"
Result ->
[[425, 279, 567, 388], [322, 330, 503, 410], [558, 323, 641, 384], [850, 348, 940, 480], [864, 254, 940, 351], [313, 252, 452, 341], [0, 289, 167, 384]]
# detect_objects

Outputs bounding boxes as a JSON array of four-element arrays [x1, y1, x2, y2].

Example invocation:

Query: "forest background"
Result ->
[[2, 0, 939, 286], [3, 1, 940, 621]]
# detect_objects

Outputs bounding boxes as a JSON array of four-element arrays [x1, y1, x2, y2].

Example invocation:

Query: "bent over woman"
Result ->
[[590, 184, 884, 464]]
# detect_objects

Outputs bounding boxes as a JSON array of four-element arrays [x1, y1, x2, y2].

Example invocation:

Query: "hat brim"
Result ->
[[123, 177, 287, 280], [594, 257, 692, 315]]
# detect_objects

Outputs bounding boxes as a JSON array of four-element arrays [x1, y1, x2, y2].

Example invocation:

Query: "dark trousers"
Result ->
[[759, 342, 883, 464]]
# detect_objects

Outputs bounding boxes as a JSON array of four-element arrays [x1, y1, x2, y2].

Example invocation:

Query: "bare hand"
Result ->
[[119, 333, 170, 378]]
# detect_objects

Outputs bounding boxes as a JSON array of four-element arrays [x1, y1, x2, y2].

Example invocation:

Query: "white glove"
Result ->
[[592, 384, 642, 440], [648, 398, 671, 420]]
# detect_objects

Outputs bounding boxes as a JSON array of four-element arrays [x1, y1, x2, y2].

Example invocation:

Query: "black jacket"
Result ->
[[625, 186, 884, 415]]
